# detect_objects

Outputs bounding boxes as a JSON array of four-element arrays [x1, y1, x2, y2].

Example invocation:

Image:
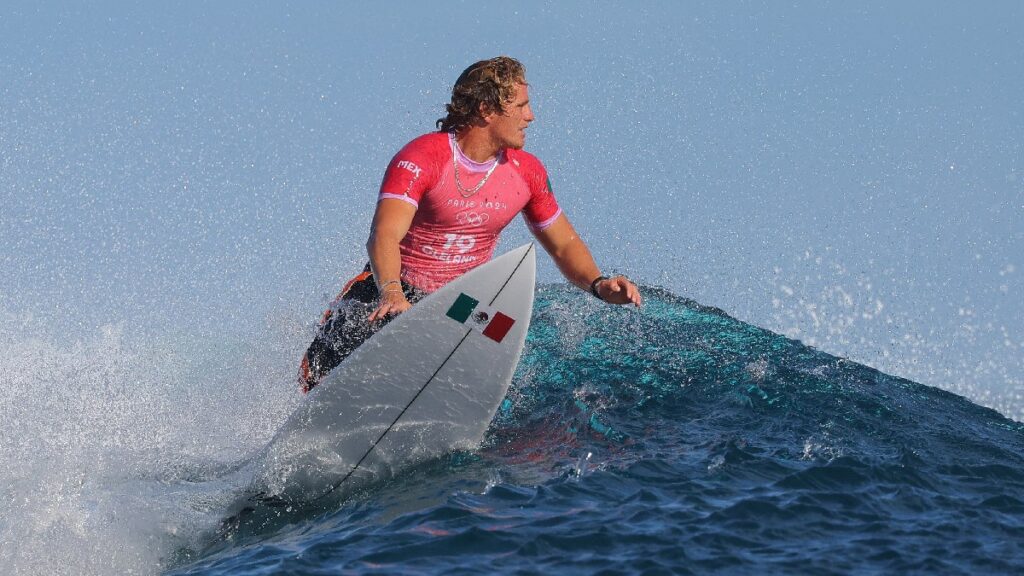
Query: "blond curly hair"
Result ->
[[436, 56, 527, 133]]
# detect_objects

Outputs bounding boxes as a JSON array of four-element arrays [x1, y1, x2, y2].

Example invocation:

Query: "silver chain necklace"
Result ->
[[452, 138, 499, 198]]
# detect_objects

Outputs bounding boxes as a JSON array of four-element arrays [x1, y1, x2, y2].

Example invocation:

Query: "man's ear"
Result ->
[[478, 101, 496, 122]]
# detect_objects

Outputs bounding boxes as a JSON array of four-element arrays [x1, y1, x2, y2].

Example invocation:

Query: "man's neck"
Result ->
[[454, 129, 501, 163]]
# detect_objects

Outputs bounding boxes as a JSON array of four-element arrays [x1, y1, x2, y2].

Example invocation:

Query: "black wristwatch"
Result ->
[[590, 275, 609, 300]]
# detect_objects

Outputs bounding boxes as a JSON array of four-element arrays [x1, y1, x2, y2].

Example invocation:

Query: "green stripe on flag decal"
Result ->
[[446, 293, 478, 323]]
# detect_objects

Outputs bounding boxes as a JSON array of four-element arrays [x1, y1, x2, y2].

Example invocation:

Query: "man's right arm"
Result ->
[[366, 198, 418, 321]]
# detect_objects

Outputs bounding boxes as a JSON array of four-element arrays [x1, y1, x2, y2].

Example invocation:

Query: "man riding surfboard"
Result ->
[[299, 56, 641, 392]]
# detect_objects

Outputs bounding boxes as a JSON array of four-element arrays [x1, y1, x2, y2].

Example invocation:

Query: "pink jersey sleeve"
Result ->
[[511, 150, 562, 230], [378, 133, 448, 207]]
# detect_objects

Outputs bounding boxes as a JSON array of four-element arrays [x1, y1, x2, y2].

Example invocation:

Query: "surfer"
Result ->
[[299, 56, 642, 392]]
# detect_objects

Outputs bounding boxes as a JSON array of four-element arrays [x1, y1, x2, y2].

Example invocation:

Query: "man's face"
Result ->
[[486, 83, 534, 150]]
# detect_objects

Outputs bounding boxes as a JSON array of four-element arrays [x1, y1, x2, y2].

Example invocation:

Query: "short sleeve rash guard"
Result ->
[[377, 132, 561, 291]]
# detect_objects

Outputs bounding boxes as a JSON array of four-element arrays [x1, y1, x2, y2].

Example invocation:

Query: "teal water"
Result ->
[[170, 285, 1024, 574]]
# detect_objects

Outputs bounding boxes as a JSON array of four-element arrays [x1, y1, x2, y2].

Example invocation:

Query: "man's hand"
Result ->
[[596, 275, 643, 307], [368, 290, 412, 322]]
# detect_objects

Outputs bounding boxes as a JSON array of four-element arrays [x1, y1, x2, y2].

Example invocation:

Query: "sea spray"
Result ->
[[0, 308, 302, 575]]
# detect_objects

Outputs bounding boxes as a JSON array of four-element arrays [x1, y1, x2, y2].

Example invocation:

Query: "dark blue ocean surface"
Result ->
[[169, 285, 1024, 575]]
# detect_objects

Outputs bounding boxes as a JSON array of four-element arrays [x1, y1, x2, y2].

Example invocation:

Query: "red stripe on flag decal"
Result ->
[[481, 312, 515, 343]]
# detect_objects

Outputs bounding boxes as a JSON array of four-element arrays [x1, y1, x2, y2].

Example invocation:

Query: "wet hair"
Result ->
[[436, 56, 527, 133]]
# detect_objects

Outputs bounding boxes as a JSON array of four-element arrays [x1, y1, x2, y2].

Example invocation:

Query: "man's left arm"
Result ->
[[532, 214, 642, 307]]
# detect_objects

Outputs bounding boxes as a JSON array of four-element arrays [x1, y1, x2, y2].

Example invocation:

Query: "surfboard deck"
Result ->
[[248, 243, 537, 504]]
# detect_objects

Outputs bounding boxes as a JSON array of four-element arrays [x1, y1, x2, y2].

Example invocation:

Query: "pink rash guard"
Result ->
[[378, 132, 561, 292]]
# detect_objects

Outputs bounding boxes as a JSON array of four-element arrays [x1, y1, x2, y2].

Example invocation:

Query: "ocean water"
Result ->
[[2, 4, 1021, 573], [177, 285, 1024, 574], [7, 285, 1016, 574]]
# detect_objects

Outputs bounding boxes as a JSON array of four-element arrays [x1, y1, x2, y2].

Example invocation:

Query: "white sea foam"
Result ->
[[763, 248, 1024, 422], [0, 308, 303, 575]]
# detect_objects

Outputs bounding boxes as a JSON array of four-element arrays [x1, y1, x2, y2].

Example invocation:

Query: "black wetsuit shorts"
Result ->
[[298, 267, 425, 392]]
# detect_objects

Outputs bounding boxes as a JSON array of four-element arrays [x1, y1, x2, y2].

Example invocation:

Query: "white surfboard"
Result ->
[[249, 243, 536, 505]]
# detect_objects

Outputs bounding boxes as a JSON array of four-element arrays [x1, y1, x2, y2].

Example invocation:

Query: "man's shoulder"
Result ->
[[505, 148, 547, 176], [396, 132, 450, 158], [380, 132, 449, 194]]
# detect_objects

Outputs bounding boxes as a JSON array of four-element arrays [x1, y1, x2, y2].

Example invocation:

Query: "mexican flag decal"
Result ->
[[446, 293, 515, 343]]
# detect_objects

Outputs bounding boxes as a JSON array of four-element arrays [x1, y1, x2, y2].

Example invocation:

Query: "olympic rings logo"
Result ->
[[456, 211, 490, 226]]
